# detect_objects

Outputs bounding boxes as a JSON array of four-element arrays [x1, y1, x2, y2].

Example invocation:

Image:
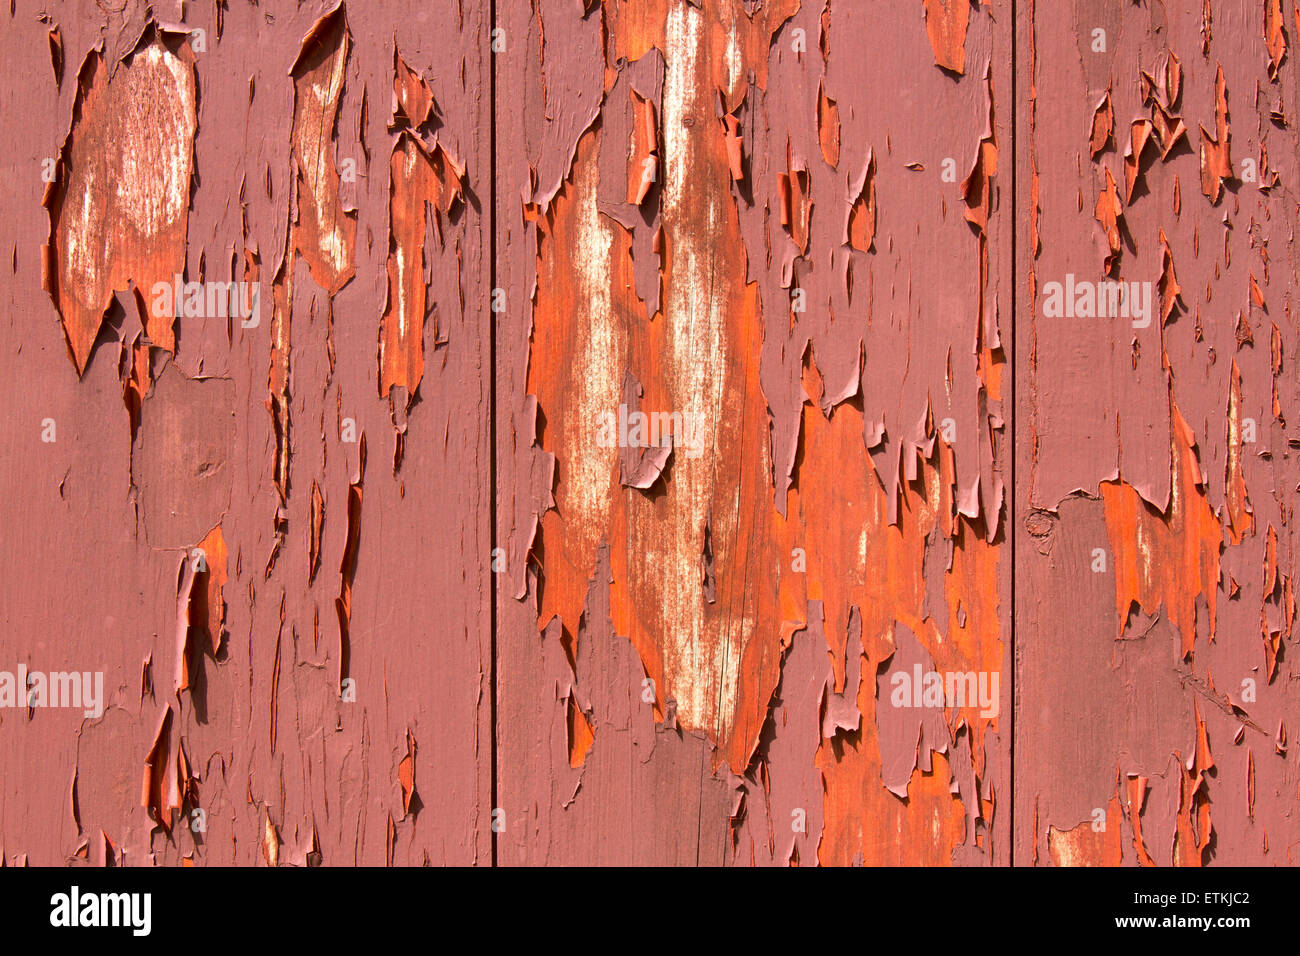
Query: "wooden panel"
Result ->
[[0, 0, 492, 865], [4, 0, 1293, 869], [1016, 0, 1300, 866], [494, 0, 1012, 865]]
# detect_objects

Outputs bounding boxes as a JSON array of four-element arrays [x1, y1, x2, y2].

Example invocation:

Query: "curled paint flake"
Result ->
[[779, 148, 812, 253], [845, 150, 876, 253], [817, 81, 840, 169], [617, 371, 674, 491], [1090, 91, 1113, 158], [961, 70, 998, 233], [141, 706, 181, 830], [1265, 0, 1288, 79], [721, 112, 744, 182], [1199, 66, 1232, 204], [378, 132, 465, 402], [1157, 230, 1183, 325], [628, 89, 659, 206], [923, 0, 969, 75], [393, 52, 435, 129], [308, 481, 324, 584], [336, 434, 366, 690], [1123, 119, 1154, 202], [262, 812, 280, 867], [1151, 104, 1187, 160], [1225, 362, 1254, 544], [398, 730, 418, 815], [1094, 167, 1124, 274], [48, 25, 62, 85]]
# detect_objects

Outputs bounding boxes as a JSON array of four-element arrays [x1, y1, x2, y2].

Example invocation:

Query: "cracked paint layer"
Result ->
[[1017, 0, 1300, 865], [3, 0, 492, 866], [7, 0, 1295, 869], [496, 0, 1010, 866], [44, 27, 197, 375]]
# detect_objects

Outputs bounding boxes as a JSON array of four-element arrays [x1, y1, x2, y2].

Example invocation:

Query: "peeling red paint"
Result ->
[[6, 0, 1298, 870], [1018, 0, 1300, 866], [379, 56, 464, 405], [44, 29, 196, 374], [924, 0, 970, 76]]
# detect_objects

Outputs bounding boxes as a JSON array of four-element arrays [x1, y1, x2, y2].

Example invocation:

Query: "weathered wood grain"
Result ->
[[0, 0, 1291, 868], [1016, 0, 1300, 866]]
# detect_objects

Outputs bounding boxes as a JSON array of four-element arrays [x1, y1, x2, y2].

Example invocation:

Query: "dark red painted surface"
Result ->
[[0, 0, 1291, 867]]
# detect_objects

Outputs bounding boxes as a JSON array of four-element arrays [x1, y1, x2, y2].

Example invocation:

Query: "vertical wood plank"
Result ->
[[495, 0, 1013, 865]]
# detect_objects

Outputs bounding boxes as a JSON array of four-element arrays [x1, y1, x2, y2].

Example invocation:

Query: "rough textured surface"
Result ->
[[1016, 0, 1300, 867], [0, 0, 1290, 868], [5, 0, 491, 866], [496, 0, 1010, 866]]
